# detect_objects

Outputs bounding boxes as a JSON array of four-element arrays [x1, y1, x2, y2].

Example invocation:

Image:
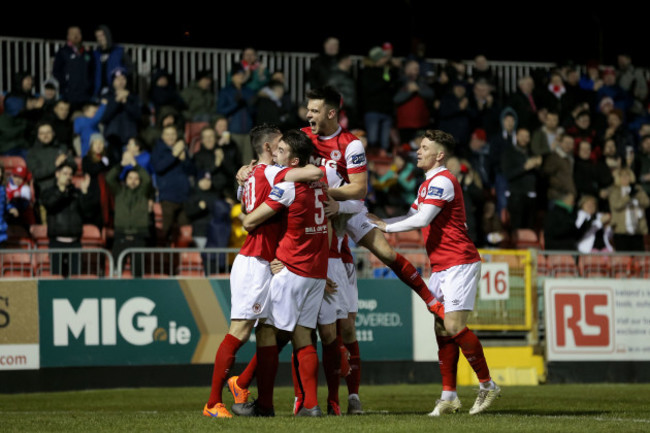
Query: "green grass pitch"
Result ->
[[2, 384, 650, 432]]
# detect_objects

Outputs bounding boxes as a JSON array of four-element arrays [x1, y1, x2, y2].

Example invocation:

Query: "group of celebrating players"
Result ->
[[201, 86, 501, 418]]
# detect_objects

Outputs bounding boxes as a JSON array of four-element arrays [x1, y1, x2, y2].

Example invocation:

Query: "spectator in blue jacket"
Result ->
[[93, 25, 133, 98], [0, 164, 19, 247], [216, 64, 255, 166], [74, 100, 107, 157], [151, 124, 192, 244]]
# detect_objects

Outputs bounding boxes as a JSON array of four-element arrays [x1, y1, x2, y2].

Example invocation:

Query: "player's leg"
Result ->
[[355, 227, 437, 308], [293, 325, 322, 416], [429, 316, 461, 416], [254, 323, 280, 414], [205, 319, 255, 416], [441, 262, 500, 415], [339, 261, 363, 413], [318, 321, 341, 415]]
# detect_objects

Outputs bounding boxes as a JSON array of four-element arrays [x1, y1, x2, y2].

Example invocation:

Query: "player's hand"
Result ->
[[324, 194, 340, 217], [236, 161, 256, 186], [270, 258, 285, 275], [428, 301, 445, 320], [8, 207, 19, 217], [325, 277, 338, 294], [367, 213, 387, 231]]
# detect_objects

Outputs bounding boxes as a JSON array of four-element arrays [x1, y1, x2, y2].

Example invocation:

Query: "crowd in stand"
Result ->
[[2, 26, 650, 272]]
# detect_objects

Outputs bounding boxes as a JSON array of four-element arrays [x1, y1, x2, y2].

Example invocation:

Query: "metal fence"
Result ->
[[1, 248, 114, 279], [1, 35, 557, 106]]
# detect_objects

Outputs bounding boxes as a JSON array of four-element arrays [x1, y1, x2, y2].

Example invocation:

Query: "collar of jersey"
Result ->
[[318, 125, 342, 140], [425, 165, 448, 180]]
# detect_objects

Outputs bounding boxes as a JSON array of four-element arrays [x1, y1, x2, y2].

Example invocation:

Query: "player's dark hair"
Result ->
[[424, 129, 456, 156], [250, 123, 282, 157], [281, 130, 313, 167], [306, 85, 342, 112]]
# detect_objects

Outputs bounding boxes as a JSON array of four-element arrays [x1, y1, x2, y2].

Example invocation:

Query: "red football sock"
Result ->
[[207, 334, 243, 407], [344, 341, 360, 395], [236, 353, 257, 389], [296, 345, 319, 409], [321, 340, 341, 405], [436, 334, 459, 391], [452, 327, 491, 383], [388, 253, 435, 305], [256, 345, 279, 411], [291, 351, 304, 406]]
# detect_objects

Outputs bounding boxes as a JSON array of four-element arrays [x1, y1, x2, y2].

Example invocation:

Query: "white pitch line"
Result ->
[[498, 414, 650, 424]]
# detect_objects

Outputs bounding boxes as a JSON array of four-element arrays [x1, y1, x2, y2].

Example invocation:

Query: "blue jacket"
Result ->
[[74, 103, 107, 157], [93, 45, 127, 96], [216, 84, 255, 134], [0, 186, 16, 244], [151, 139, 193, 203]]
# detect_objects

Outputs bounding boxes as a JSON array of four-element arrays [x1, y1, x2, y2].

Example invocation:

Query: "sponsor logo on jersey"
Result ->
[[428, 186, 443, 197], [270, 186, 285, 198], [330, 150, 342, 161], [351, 153, 366, 165]]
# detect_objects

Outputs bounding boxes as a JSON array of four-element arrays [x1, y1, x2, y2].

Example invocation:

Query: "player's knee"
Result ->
[[228, 320, 255, 342], [339, 318, 356, 342], [318, 323, 337, 345], [360, 229, 396, 263]]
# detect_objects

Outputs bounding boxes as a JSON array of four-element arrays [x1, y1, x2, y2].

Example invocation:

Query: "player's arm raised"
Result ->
[[327, 171, 367, 201], [370, 204, 441, 232], [283, 163, 324, 182]]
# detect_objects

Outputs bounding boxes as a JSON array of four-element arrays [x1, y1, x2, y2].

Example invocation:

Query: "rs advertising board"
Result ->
[[545, 279, 650, 361]]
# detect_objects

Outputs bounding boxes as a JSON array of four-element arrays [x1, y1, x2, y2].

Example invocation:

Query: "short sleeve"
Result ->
[[264, 164, 286, 185], [265, 181, 295, 211], [422, 175, 454, 207], [344, 140, 367, 174]]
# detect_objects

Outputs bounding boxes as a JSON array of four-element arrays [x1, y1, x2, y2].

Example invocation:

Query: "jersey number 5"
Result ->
[[314, 189, 325, 225]]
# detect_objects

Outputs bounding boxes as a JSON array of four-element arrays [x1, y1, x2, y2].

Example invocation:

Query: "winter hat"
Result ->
[[368, 46, 386, 62], [110, 66, 127, 81], [12, 165, 28, 179]]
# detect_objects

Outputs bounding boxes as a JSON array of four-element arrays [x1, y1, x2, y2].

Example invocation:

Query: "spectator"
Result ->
[[608, 166, 650, 251], [121, 136, 154, 180], [41, 162, 97, 277], [26, 122, 74, 219], [501, 127, 542, 231], [489, 107, 518, 214], [573, 139, 612, 213], [482, 199, 507, 247], [180, 69, 216, 122], [101, 67, 142, 162], [602, 137, 623, 174], [3, 71, 45, 124], [616, 53, 648, 117], [459, 128, 492, 189], [562, 68, 592, 121], [0, 107, 29, 158], [41, 79, 60, 113], [231, 47, 270, 93], [82, 133, 115, 229], [327, 52, 359, 129], [193, 125, 241, 202], [602, 108, 635, 161], [106, 154, 152, 278], [0, 164, 20, 246], [307, 36, 340, 90], [405, 39, 435, 85], [593, 97, 615, 141], [184, 171, 222, 248], [468, 78, 501, 138], [636, 134, 650, 203], [140, 105, 182, 150], [394, 59, 434, 144], [93, 25, 133, 98], [216, 64, 255, 166], [538, 70, 567, 115], [254, 80, 290, 127], [151, 125, 192, 243], [471, 55, 497, 91], [566, 109, 598, 155], [359, 46, 399, 153], [52, 26, 93, 112], [575, 195, 613, 253], [41, 100, 74, 154], [506, 75, 540, 132], [543, 190, 579, 250], [542, 133, 576, 204], [531, 110, 563, 156], [579, 60, 603, 94], [438, 80, 472, 148], [148, 67, 187, 122], [447, 156, 485, 246], [74, 100, 107, 157], [597, 67, 631, 114], [5, 165, 35, 227], [380, 41, 402, 69], [369, 152, 418, 217]]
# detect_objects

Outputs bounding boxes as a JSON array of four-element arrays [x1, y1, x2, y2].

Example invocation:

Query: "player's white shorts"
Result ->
[[266, 267, 326, 332], [427, 261, 481, 313], [342, 261, 358, 313], [230, 254, 272, 320], [318, 258, 350, 325], [345, 206, 374, 244]]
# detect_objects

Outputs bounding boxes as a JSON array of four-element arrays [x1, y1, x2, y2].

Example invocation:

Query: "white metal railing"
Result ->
[[1, 35, 558, 106], [0, 248, 114, 278]]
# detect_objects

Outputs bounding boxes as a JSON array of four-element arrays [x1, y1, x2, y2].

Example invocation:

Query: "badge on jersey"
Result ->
[[270, 186, 285, 199], [330, 150, 342, 161], [428, 186, 444, 198], [351, 153, 366, 165]]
